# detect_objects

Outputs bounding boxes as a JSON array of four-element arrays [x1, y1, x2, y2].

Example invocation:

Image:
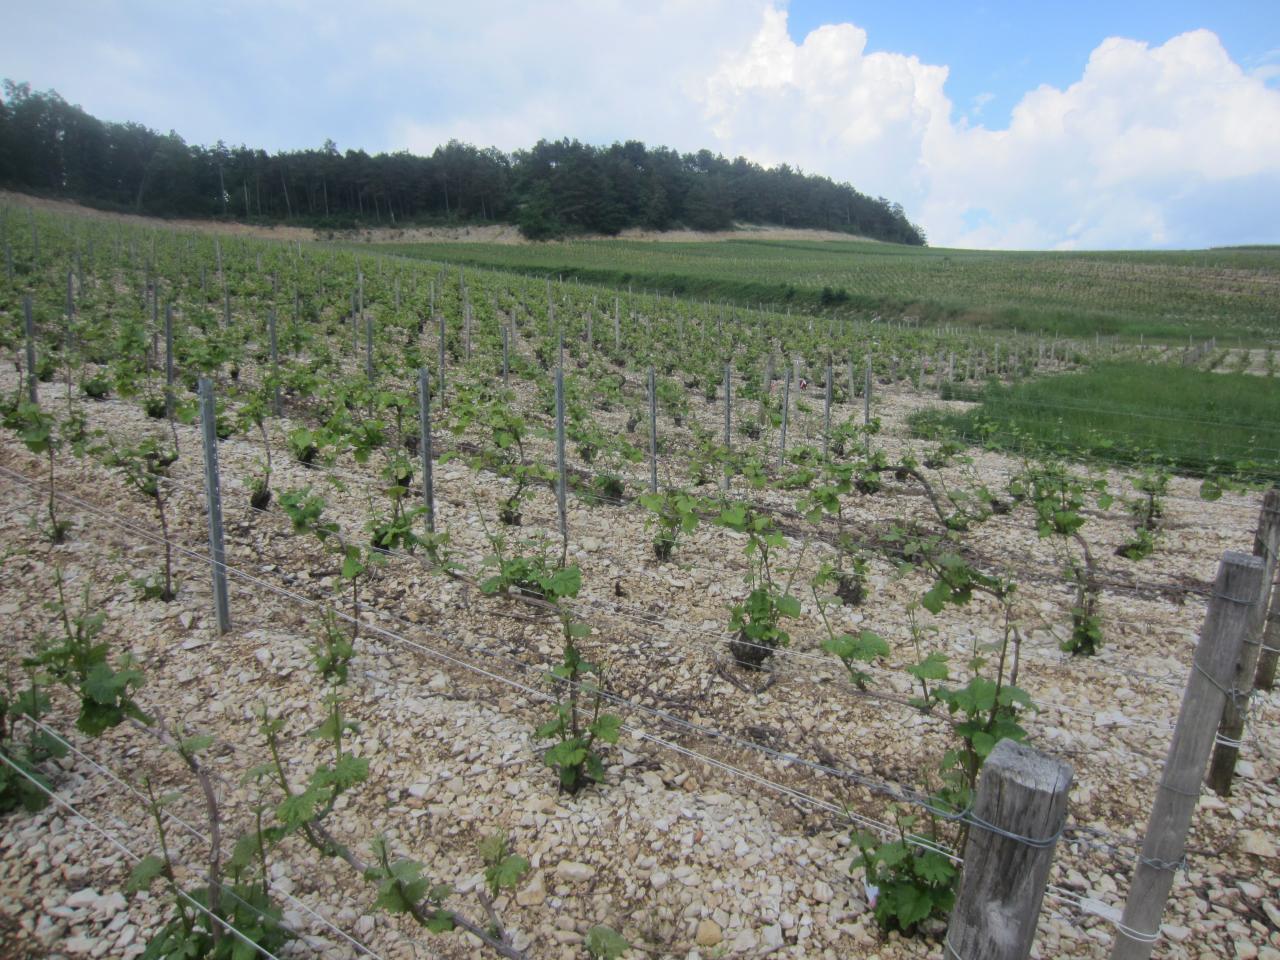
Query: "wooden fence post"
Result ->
[[945, 738, 1073, 960], [1206, 489, 1280, 793], [1255, 490, 1280, 691], [1255, 589, 1280, 692], [1111, 550, 1264, 960]]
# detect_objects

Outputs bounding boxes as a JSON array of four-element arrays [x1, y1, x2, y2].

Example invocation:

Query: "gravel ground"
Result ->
[[0, 366, 1277, 960]]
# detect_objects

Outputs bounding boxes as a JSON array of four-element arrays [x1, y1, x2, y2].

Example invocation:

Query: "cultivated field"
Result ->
[[0, 200, 1278, 960], [378, 237, 1280, 341]]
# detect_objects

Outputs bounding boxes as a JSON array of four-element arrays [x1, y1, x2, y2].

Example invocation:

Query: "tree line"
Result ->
[[0, 80, 925, 244]]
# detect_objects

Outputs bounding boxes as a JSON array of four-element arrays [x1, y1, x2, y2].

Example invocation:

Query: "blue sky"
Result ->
[[3, 1, 1279, 250], [787, 2, 1279, 126]]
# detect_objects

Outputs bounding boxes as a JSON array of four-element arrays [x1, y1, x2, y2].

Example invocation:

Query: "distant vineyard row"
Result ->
[[377, 237, 1280, 341]]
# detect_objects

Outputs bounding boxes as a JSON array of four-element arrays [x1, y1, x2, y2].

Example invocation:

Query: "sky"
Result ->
[[3, 1, 1279, 250]]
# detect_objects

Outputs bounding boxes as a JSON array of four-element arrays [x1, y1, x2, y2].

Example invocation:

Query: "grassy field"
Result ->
[[911, 363, 1280, 481], [373, 238, 1280, 341]]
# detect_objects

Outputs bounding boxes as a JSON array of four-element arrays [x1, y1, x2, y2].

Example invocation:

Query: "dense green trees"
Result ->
[[0, 80, 925, 244]]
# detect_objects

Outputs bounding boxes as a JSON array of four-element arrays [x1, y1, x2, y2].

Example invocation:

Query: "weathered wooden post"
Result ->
[[1256, 491, 1280, 691], [1111, 551, 1264, 960], [198, 378, 231, 634], [945, 738, 1072, 960], [1257, 596, 1280, 691], [1206, 489, 1280, 793]]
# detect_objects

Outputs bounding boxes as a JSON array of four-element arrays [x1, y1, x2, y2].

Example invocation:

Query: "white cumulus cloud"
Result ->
[[703, 7, 950, 202], [699, 9, 1280, 249]]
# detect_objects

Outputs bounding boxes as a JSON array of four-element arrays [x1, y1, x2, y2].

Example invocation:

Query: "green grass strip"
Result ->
[[910, 363, 1280, 481]]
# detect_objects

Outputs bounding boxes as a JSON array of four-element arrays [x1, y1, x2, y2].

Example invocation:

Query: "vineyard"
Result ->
[[0, 199, 1278, 960], [377, 237, 1280, 341]]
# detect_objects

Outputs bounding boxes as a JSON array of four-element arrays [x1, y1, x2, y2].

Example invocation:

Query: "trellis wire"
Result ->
[[0, 466, 964, 860], [10, 457, 1226, 908], [16, 717, 388, 960], [0, 751, 290, 960], [175, 472, 1187, 771]]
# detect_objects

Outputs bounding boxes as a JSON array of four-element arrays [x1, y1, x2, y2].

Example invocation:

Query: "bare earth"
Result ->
[[0, 200, 1275, 960], [0, 190, 870, 246], [0, 356, 1277, 960]]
